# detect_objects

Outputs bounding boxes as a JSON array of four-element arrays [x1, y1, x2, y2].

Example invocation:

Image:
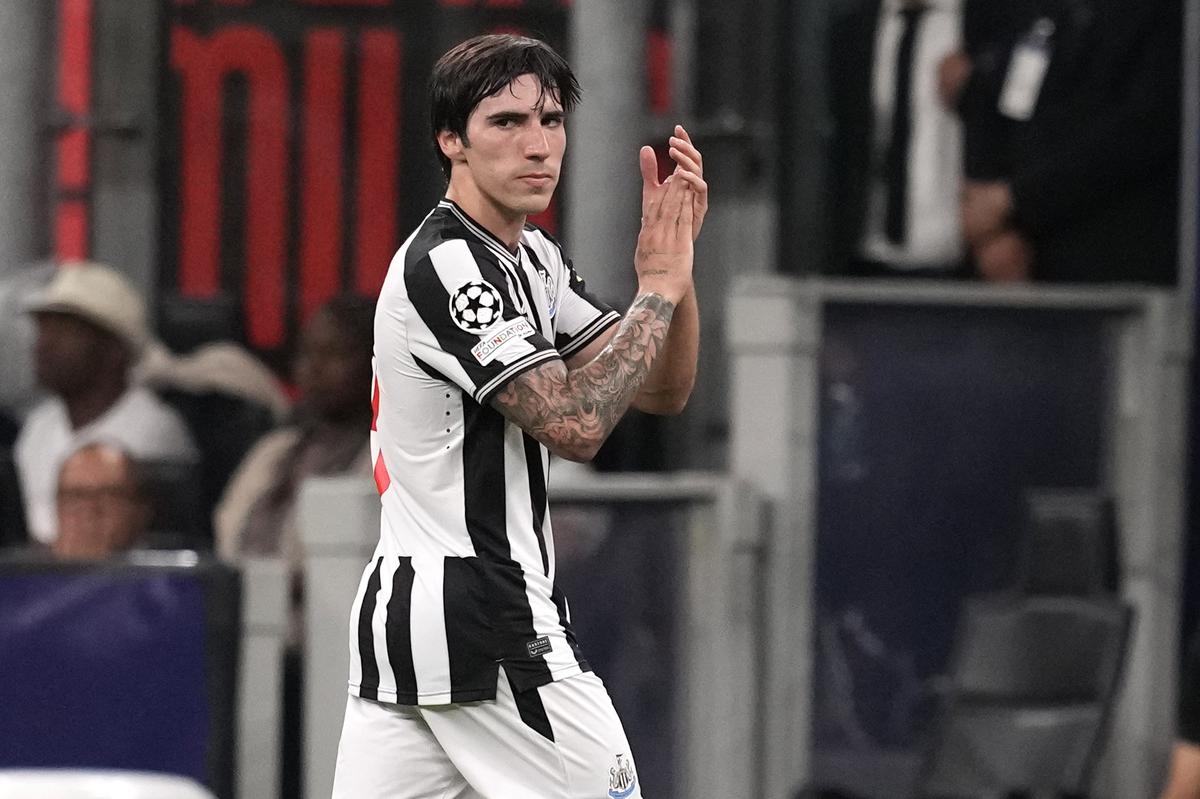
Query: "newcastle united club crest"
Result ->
[[607, 753, 637, 798]]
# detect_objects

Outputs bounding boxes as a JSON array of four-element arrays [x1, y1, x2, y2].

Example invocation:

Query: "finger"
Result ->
[[668, 168, 707, 197], [668, 145, 702, 177], [669, 136, 702, 169], [658, 168, 688, 223], [677, 185, 694, 240], [673, 125, 703, 169], [639, 145, 660, 216]]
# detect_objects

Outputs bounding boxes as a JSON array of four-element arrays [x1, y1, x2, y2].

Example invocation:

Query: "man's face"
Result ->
[[33, 312, 111, 396], [295, 309, 371, 422], [54, 447, 149, 560], [448, 74, 566, 220]]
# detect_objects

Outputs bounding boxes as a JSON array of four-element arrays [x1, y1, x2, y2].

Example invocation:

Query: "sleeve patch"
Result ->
[[470, 317, 537, 365], [449, 279, 504, 333]]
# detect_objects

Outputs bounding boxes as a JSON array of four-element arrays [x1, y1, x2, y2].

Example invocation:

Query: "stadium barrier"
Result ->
[[728, 275, 1190, 798]]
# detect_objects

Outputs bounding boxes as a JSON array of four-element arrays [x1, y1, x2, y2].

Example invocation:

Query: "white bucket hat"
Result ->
[[26, 261, 149, 354]]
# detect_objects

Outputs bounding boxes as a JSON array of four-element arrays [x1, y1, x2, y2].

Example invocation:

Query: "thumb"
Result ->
[[639, 146, 660, 214], [639, 145, 659, 186]]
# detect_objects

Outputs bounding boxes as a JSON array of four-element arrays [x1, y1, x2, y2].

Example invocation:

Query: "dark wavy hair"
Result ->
[[430, 34, 581, 180]]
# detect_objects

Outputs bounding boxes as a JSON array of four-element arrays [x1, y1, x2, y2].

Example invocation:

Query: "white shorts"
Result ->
[[331, 669, 643, 799]]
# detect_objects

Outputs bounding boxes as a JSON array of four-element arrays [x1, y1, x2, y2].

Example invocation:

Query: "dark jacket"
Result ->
[[826, 0, 884, 274], [963, 0, 1182, 284]]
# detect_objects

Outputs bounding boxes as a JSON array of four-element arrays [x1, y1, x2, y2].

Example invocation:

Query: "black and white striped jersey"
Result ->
[[348, 200, 621, 706]]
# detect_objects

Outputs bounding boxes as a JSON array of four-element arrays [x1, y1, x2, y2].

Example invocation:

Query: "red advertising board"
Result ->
[[160, 0, 569, 358]]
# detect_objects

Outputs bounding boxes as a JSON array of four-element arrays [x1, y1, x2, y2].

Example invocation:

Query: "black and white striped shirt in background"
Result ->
[[348, 199, 620, 706]]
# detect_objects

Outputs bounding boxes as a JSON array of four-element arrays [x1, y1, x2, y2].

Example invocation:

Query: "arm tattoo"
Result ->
[[492, 293, 675, 458]]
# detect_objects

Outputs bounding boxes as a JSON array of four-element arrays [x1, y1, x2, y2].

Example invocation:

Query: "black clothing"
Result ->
[[827, 0, 888, 274], [1181, 626, 1200, 744], [962, 0, 1182, 284]]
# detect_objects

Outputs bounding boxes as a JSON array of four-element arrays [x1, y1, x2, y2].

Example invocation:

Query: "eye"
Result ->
[[494, 117, 517, 128], [543, 116, 564, 128]]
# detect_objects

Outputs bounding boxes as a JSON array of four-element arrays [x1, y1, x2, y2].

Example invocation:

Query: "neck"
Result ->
[[445, 177, 525, 251], [63, 377, 128, 430]]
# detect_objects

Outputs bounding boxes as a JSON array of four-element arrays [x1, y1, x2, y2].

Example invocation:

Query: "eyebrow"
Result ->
[[484, 108, 566, 124], [485, 111, 528, 124]]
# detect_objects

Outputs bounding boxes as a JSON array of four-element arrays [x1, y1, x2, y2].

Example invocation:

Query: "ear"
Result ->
[[437, 129, 466, 164]]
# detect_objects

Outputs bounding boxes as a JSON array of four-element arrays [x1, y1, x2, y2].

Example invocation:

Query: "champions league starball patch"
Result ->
[[449, 280, 504, 334]]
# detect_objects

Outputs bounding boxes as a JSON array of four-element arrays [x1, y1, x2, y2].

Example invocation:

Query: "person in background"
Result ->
[[0, 261, 52, 429], [826, 0, 969, 278], [214, 293, 375, 799], [52, 442, 152, 560], [15, 262, 196, 546], [957, 0, 1181, 283], [214, 293, 375, 576]]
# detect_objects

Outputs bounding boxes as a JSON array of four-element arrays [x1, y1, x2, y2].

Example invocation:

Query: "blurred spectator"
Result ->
[[0, 261, 53, 423], [827, 0, 968, 278], [140, 337, 289, 539], [139, 339, 289, 419], [213, 294, 374, 799], [14, 262, 196, 546], [52, 442, 152, 560], [958, 0, 1181, 284], [952, 0, 1035, 181], [215, 294, 375, 613]]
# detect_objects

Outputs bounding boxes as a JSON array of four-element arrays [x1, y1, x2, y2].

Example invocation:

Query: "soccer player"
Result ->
[[330, 33, 707, 798]]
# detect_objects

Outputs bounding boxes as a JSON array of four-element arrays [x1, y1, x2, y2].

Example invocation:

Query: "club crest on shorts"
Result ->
[[449, 280, 504, 334], [607, 753, 637, 798]]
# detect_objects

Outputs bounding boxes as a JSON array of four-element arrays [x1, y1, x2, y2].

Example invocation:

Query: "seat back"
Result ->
[[920, 704, 1105, 796], [156, 390, 277, 543], [952, 595, 1132, 702], [137, 458, 207, 549], [916, 594, 1133, 797], [157, 294, 242, 355], [1018, 489, 1118, 596]]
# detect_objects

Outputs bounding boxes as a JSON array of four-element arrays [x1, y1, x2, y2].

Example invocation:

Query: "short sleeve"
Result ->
[[552, 258, 620, 359], [403, 239, 561, 405]]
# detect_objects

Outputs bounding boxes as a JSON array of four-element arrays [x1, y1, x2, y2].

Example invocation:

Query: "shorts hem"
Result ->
[[347, 682, 498, 706]]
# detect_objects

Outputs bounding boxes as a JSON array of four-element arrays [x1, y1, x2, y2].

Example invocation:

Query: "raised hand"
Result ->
[[640, 125, 708, 242], [635, 152, 694, 304], [668, 125, 708, 240]]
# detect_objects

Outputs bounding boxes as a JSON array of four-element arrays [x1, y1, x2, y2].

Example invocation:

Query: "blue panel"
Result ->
[[810, 305, 1110, 793], [0, 570, 209, 783]]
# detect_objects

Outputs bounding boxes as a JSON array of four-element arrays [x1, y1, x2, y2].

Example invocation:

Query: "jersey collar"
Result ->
[[439, 200, 521, 267]]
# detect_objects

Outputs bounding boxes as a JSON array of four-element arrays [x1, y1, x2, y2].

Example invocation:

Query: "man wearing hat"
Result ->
[[14, 261, 196, 547]]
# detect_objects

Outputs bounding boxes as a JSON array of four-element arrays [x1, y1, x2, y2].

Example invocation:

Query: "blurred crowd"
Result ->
[[0, 261, 376, 670], [0, 260, 377, 795], [825, 0, 1180, 284]]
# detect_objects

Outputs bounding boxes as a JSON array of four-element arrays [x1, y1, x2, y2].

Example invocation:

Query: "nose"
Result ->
[[523, 125, 550, 159]]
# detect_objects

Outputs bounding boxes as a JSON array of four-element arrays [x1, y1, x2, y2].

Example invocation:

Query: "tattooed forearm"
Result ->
[[492, 293, 676, 461]]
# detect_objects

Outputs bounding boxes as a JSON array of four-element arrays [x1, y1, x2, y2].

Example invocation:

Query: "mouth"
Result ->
[[518, 174, 554, 188]]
